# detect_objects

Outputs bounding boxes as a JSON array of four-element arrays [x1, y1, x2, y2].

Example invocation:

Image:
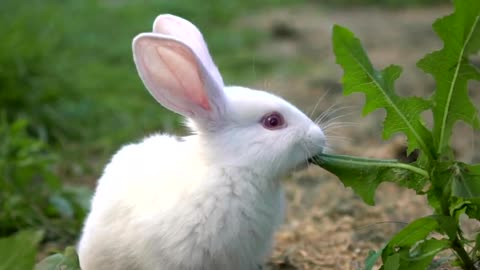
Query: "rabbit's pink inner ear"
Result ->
[[152, 14, 224, 88], [134, 37, 213, 117], [151, 45, 211, 111]]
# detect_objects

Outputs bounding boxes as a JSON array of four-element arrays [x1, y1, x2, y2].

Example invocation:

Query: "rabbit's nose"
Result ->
[[307, 125, 326, 152]]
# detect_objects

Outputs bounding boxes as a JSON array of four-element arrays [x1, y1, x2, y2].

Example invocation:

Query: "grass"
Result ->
[[2, 0, 306, 170], [319, 0, 449, 8]]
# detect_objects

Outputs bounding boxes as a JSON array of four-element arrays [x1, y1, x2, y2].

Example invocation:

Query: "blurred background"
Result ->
[[3, 0, 478, 269]]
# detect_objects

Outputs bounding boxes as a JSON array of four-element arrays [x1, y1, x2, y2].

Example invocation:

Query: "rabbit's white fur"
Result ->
[[78, 15, 325, 270]]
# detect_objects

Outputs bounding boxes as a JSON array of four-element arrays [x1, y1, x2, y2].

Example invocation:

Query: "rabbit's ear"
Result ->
[[152, 15, 224, 87], [132, 16, 226, 123]]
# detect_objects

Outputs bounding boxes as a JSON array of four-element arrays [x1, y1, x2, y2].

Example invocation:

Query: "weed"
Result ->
[[311, 0, 480, 268]]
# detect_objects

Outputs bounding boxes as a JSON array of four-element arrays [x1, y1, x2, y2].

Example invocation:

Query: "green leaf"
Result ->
[[400, 239, 450, 269], [364, 249, 383, 270], [431, 215, 457, 240], [382, 217, 451, 269], [62, 185, 93, 214], [452, 163, 480, 199], [0, 230, 44, 270], [35, 246, 81, 270], [332, 24, 433, 157], [384, 240, 451, 270], [450, 197, 480, 220], [383, 217, 439, 255], [428, 161, 480, 218], [49, 194, 74, 218], [427, 161, 456, 215], [310, 153, 428, 205], [417, 0, 480, 156], [383, 253, 400, 270]]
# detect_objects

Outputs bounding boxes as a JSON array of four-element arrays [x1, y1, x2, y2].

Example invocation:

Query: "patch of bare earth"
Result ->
[[234, 4, 480, 269]]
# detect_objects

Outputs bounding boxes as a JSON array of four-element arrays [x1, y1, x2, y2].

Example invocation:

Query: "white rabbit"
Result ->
[[78, 14, 325, 270]]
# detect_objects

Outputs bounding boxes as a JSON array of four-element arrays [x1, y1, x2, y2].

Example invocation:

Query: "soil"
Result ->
[[233, 4, 480, 270]]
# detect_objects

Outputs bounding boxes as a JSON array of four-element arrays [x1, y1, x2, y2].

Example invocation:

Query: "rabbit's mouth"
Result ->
[[294, 161, 309, 171], [306, 146, 326, 165]]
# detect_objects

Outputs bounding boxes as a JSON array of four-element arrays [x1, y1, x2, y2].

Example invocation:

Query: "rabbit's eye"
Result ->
[[261, 112, 286, 130]]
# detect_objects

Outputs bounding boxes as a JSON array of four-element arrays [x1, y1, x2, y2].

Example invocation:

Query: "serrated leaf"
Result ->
[[450, 197, 480, 220], [427, 161, 455, 215], [332, 25, 433, 156], [310, 153, 428, 205], [384, 216, 438, 254], [35, 246, 81, 270], [0, 230, 44, 270], [417, 0, 480, 156], [428, 162, 480, 219], [452, 163, 480, 198], [400, 239, 450, 269], [381, 216, 452, 269]]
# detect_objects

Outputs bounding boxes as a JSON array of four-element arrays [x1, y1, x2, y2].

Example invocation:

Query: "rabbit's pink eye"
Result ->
[[261, 112, 286, 130]]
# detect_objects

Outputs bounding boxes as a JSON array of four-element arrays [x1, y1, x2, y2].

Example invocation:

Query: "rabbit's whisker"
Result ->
[[314, 105, 355, 125], [308, 89, 330, 119], [316, 111, 357, 127]]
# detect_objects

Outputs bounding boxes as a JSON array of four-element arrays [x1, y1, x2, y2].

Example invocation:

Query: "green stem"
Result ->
[[452, 238, 475, 269], [311, 153, 429, 178]]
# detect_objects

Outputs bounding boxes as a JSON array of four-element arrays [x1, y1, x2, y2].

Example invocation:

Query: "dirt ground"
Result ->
[[236, 4, 480, 270]]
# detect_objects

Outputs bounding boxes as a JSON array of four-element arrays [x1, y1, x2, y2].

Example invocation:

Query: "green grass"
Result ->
[[1, 0, 302, 180], [319, 0, 450, 8]]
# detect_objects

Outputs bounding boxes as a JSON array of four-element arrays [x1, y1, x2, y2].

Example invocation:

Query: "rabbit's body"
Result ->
[[79, 15, 325, 270], [79, 132, 285, 270]]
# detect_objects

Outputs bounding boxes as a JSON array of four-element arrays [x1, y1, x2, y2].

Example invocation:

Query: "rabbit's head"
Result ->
[[133, 15, 325, 176]]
